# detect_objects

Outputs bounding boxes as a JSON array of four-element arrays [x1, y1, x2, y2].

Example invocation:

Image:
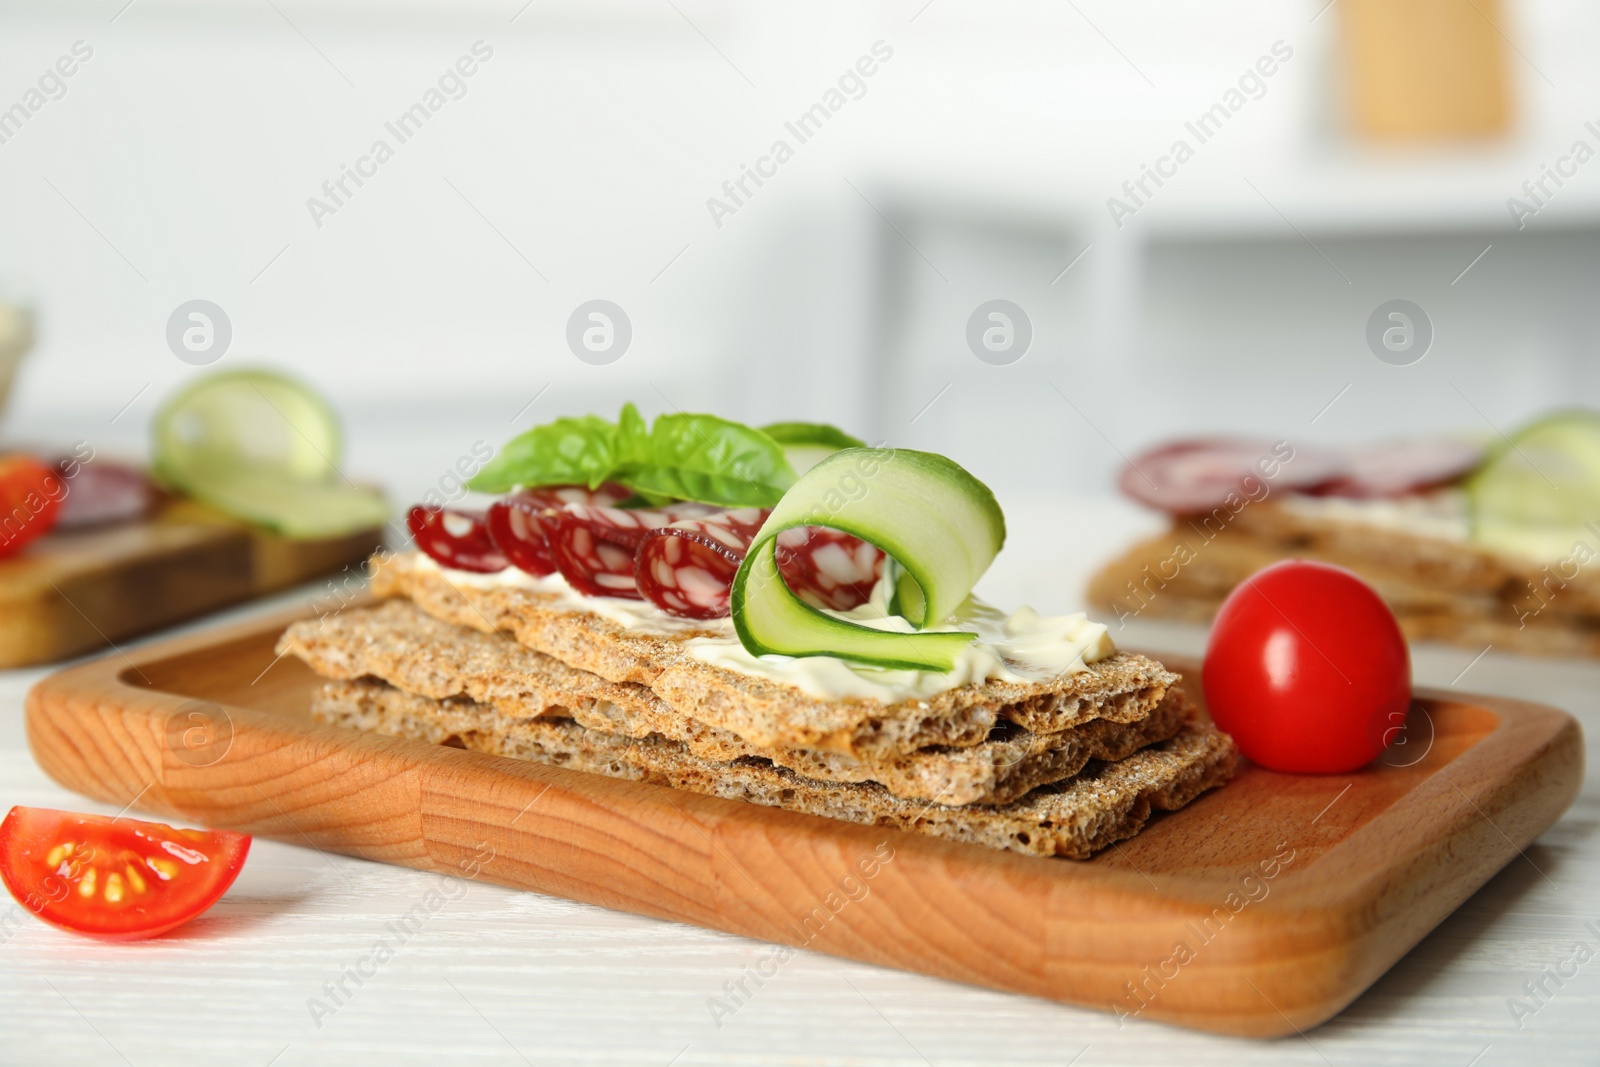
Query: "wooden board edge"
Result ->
[[1126, 688, 1585, 1035], [18, 611, 1589, 1038]]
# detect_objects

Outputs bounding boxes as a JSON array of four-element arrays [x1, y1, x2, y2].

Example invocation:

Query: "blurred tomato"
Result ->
[[0, 455, 64, 559], [1203, 559, 1411, 774]]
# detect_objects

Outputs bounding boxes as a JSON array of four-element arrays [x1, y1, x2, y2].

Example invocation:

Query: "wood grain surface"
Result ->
[[21, 605, 1584, 1037], [0, 500, 381, 668]]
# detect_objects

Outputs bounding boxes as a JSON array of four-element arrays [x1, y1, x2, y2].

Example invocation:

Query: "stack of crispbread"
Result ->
[[278, 551, 1237, 858], [1088, 498, 1600, 658]]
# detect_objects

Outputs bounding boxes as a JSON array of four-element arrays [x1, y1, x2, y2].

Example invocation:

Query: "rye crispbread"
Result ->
[[369, 550, 1180, 758], [278, 600, 1191, 804], [369, 550, 704, 686], [310, 678, 1236, 859], [1088, 504, 1600, 657]]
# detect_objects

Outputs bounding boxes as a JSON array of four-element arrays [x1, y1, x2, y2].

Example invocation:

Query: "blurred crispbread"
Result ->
[[1088, 500, 1600, 657]]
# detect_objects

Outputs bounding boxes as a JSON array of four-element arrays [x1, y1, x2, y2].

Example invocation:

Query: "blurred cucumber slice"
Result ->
[[181, 469, 389, 539], [152, 369, 387, 539], [1466, 409, 1600, 562], [153, 369, 342, 485]]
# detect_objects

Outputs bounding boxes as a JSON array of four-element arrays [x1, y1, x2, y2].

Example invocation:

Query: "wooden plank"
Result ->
[[0, 502, 382, 667], [22, 606, 1583, 1037]]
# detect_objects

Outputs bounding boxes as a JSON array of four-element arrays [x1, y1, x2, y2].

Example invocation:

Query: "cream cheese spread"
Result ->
[[409, 552, 718, 635], [412, 552, 1116, 702], [1280, 488, 1470, 542]]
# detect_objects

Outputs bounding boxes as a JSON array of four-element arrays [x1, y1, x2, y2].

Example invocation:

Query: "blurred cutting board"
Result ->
[[0, 499, 382, 668]]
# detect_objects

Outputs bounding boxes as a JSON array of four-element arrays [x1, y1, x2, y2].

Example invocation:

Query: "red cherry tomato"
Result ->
[[0, 454, 65, 558], [0, 807, 250, 940], [1203, 560, 1411, 774]]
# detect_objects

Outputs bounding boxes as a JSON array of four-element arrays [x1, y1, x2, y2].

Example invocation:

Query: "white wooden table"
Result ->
[[0, 499, 1595, 1066]]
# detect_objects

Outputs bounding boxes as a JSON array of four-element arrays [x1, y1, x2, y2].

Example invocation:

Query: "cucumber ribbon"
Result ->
[[730, 448, 1006, 671]]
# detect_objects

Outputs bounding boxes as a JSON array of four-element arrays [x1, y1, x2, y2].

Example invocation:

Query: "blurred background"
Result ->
[[3, 0, 1599, 600]]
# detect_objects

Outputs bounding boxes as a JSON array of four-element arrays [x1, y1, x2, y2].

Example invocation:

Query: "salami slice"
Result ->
[[1313, 439, 1483, 499], [774, 526, 885, 612], [52, 458, 157, 529], [549, 501, 721, 598], [635, 507, 770, 619], [1118, 438, 1343, 515], [408, 505, 507, 573], [486, 483, 630, 577]]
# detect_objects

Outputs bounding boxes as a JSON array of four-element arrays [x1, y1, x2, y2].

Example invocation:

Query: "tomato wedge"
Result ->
[[0, 807, 250, 940], [0, 454, 65, 559]]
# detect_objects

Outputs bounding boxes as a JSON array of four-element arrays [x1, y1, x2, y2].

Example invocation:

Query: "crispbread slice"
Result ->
[[370, 550, 702, 686], [278, 600, 1190, 804], [649, 653, 1175, 758], [370, 550, 1180, 759], [601, 688, 1192, 806], [280, 598, 662, 728], [310, 679, 1237, 859]]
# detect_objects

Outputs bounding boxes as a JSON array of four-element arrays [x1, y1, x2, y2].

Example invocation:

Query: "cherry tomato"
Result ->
[[1203, 560, 1411, 774], [0, 807, 250, 940], [0, 454, 65, 559]]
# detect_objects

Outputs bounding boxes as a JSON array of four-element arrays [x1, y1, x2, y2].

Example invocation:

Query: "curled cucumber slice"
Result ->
[[152, 369, 387, 539], [730, 448, 1006, 671]]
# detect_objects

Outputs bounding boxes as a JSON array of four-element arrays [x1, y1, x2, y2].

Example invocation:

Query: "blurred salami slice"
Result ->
[[1313, 439, 1483, 499], [52, 458, 157, 529], [774, 526, 885, 612], [1118, 438, 1342, 515], [486, 483, 630, 577], [549, 501, 721, 598], [635, 507, 770, 619], [408, 506, 507, 573]]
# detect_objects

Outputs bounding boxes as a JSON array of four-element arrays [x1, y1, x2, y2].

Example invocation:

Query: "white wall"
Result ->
[[2, 0, 1597, 510]]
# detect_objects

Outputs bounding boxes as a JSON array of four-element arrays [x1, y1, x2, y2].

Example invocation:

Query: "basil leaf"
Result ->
[[617, 413, 795, 507], [616, 401, 651, 468], [759, 422, 865, 450], [467, 415, 618, 493]]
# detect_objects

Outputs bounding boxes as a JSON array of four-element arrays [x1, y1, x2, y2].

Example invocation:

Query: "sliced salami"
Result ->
[[408, 505, 508, 573], [1313, 439, 1483, 499], [635, 507, 770, 619], [1118, 438, 1343, 515], [52, 458, 157, 529], [486, 483, 630, 577], [774, 526, 885, 612], [549, 501, 721, 598]]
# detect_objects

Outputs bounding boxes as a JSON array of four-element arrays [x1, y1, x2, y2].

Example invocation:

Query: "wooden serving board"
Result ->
[[24, 607, 1583, 1037], [0, 500, 382, 668]]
